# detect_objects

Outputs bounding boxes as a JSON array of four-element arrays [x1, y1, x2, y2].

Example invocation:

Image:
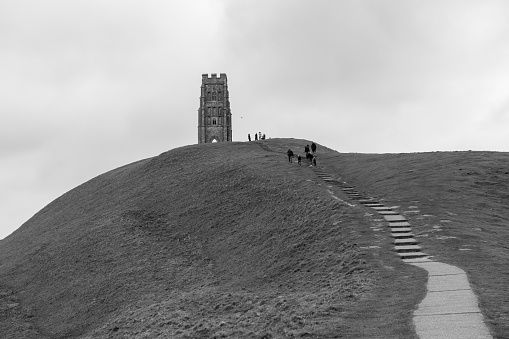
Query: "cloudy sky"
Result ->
[[1, 0, 509, 239]]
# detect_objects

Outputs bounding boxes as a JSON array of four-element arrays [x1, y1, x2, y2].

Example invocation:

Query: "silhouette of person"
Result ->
[[297, 155, 302, 166], [311, 142, 317, 153], [248, 134, 251, 141], [255, 133, 258, 141], [287, 149, 294, 163]]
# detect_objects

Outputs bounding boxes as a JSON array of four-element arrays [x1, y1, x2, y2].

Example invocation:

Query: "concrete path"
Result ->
[[408, 259, 493, 339], [312, 169, 494, 339]]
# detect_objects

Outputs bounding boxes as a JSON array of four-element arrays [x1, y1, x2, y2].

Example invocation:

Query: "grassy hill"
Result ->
[[0, 139, 506, 338], [321, 150, 509, 338]]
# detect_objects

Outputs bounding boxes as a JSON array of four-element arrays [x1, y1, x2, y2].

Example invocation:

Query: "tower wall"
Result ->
[[198, 73, 232, 143]]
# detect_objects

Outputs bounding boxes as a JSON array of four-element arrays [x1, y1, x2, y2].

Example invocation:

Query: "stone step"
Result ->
[[397, 252, 428, 259], [342, 187, 355, 191], [359, 200, 379, 204], [371, 206, 392, 211], [390, 227, 412, 233], [364, 203, 383, 207], [389, 226, 412, 230], [391, 232, 415, 238], [388, 221, 411, 227], [402, 257, 432, 263], [384, 215, 407, 222], [394, 238, 418, 244], [378, 210, 398, 215], [394, 244, 422, 252]]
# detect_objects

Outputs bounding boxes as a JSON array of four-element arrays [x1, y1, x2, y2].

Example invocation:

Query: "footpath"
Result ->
[[312, 167, 494, 339]]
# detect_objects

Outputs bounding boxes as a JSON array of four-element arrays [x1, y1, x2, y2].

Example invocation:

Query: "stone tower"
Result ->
[[198, 73, 232, 143]]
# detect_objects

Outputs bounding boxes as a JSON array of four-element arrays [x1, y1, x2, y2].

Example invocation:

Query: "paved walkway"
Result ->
[[409, 259, 492, 338], [313, 168, 493, 339]]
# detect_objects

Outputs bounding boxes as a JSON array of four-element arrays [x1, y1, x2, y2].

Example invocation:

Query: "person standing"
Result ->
[[304, 145, 310, 154], [287, 149, 294, 163], [255, 133, 258, 141], [248, 133, 251, 141], [297, 155, 302, 166], [311, 142, 317, 153]]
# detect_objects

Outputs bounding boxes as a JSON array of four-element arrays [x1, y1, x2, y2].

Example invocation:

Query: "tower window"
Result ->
[[213, 118, 217, 125], [212, 92, 217, 101]]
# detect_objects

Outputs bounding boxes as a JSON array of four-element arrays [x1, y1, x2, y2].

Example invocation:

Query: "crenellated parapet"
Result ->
[[202, 73, 227, 79]]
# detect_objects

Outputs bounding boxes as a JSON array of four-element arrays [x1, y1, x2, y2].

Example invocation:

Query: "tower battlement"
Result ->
[[201, 73, 228, 82]]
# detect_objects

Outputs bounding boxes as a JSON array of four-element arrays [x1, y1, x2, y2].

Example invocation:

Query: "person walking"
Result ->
[[287, 149, 294, 163], [312, 154, 317, 167], [248, 133, 251, 141], [304, 145, 310, 154], [311, 142, 317, 153], [297, 154, 302, 166], [255, 133, 258, 141], [306, 152, 313, 162]]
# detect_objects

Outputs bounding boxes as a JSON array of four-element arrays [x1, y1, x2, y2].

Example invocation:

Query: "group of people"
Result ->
[[248, 132, 266, 141], [287, 142, 317, 167]]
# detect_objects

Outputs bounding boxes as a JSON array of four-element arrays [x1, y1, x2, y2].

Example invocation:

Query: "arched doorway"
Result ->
[[209, 136, 220, 143]]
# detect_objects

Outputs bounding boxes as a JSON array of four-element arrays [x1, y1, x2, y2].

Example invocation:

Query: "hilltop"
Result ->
[[1, 139, 507, 338], [0, 139, 423, 338]]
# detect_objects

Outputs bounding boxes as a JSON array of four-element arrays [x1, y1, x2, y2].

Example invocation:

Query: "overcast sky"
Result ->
[[1, 0, 509, 239]]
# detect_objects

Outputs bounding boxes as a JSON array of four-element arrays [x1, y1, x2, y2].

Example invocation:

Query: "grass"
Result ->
[[0, 139, 505, 338], [320, 150, 509, 339]]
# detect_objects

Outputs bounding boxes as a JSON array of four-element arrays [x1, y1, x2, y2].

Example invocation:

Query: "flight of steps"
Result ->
[[313, 168, 428, 261]]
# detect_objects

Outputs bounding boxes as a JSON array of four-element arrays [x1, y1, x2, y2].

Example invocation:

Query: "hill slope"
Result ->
[[1, 139, 424, 338], [320, 150, 509, 338]]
